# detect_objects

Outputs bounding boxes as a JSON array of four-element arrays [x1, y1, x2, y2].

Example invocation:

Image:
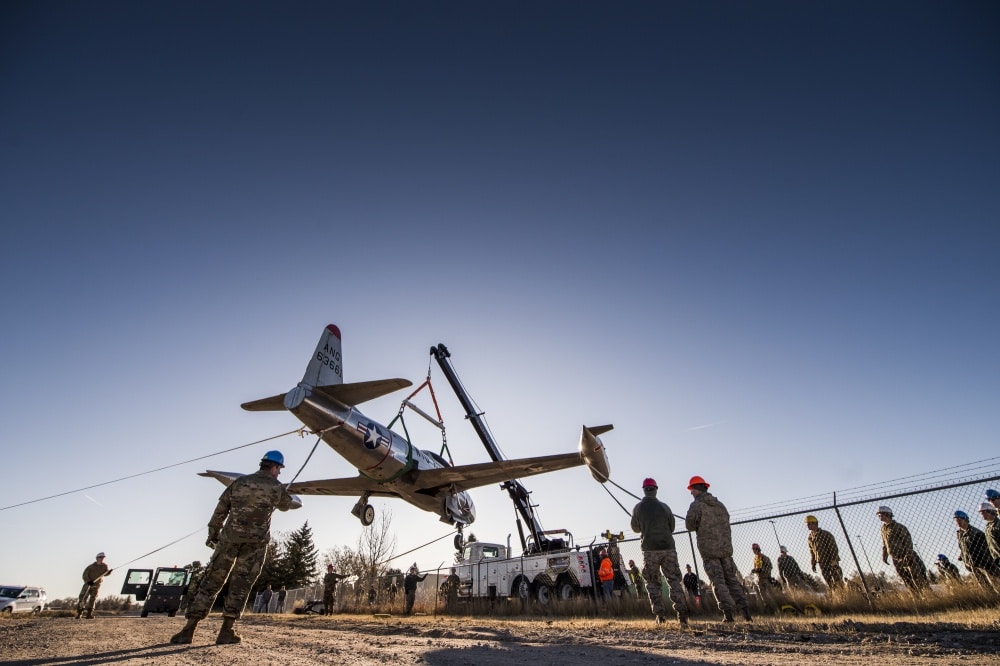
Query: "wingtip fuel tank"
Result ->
[[580, 424, 612, 483]]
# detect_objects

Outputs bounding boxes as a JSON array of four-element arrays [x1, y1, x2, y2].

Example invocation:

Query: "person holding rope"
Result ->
[[76, 552, 112, 619], [170, 450, 300, 645], [685, 475, 752, 623], [630, 478, 690, 626]]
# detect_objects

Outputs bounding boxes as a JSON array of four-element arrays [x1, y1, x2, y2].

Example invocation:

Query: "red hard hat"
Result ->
[[687, 475, 710, 490], [751, 543, 760, 550], [642, 478, 658, 489]]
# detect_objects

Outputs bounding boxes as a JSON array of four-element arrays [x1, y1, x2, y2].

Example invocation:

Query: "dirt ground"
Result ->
[[2, 613, 999, 665]]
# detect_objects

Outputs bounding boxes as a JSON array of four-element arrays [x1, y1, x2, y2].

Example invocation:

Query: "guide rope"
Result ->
[[1, 427, 306, 512]]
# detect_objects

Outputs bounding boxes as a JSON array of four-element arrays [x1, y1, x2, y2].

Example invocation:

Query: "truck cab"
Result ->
[[121, 567, 190, 617]]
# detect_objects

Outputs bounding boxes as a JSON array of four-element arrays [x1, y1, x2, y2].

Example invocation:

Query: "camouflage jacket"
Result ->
[[777, 553, 805, 582], [685, 492, 733, 559], [208, 468, 298, 544], [807, 528, 840, 568], [957, 525, 994, 569], [323, 571, 345, 593], [82, 561, 109, 585], [880, 520, 915, 561], [630, 495, 677, 551], [984, 519, 1000, 562], [753, 553, 773, 579]]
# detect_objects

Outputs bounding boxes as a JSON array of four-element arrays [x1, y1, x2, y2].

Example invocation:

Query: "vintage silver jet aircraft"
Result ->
[[201, 324, 611, 541]]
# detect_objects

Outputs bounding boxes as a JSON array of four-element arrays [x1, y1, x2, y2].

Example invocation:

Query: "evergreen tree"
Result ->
[[281, 521, 320, 588]]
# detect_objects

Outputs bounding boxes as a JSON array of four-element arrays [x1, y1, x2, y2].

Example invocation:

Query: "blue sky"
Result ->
[[2, 1, 997, 601]]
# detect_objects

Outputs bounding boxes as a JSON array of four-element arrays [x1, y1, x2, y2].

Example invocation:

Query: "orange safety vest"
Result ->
[[598, 557, 614, 582]]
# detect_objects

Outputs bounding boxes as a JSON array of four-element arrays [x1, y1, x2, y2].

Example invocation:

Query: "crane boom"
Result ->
[[430, 343, 555, 554]]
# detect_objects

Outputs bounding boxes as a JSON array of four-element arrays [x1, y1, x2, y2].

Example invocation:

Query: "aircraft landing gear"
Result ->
[[454, 528, 465, 551], [351, 492, 375, 526]]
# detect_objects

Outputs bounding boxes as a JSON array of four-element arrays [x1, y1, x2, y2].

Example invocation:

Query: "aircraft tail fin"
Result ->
[[301, 324, 345, 388]]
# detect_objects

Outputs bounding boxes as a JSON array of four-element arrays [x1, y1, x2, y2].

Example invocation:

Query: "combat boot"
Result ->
[[722, 610, 734, 623], [75, 609, 83, 620], [169, 617, 200, 644], [742, 607, 753, 622], [84, 610, 94, 619], [678, 614, 689, 626], [215, 616, 242, 645]]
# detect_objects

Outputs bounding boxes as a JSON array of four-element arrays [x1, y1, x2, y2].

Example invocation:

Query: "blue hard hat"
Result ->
[[261, 450, 285, 467], [986, 489, 1000, 499], [954, 510, 969, 520], [937, 554, 947, 560]]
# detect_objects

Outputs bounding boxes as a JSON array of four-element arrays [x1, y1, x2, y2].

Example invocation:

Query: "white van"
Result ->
[[0, 586, 47, 614]]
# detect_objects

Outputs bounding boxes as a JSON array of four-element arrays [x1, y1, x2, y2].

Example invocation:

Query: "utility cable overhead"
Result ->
[[0, 428, 305, 511]]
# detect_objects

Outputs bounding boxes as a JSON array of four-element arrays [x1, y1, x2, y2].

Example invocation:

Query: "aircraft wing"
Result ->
[[413, 452, 584, 493], [199, 471, 303, 509], [285, 476, 401, 497]]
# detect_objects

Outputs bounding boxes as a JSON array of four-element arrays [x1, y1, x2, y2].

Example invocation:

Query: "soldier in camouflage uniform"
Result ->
[[876, 506, 928, 591], [630, 478, 690, 626], [170, 450, 299, 645], [76, 552, 112, 619], [685, 476, 751, 623], [179, 561, 204, 614], [322, 564, 346, 615], [805, 515, 844, 591], [954, 509, 1000, 592], [979, 503, 1000, 565]]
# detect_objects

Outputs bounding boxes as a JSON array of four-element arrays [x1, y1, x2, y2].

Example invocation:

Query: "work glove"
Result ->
[[206, 537, 218, 549]]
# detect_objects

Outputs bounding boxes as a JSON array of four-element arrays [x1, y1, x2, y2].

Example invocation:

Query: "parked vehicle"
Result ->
[[120, 567, 190, 617], [0, 585, 47, 614]]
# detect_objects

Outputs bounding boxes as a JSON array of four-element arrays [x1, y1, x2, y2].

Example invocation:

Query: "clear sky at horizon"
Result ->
[[2, 1, 998, 601]]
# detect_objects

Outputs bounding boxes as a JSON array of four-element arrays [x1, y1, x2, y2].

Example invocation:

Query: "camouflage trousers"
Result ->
[[702, 556, 748, 614], [185, 540, 266, 620], [640, 549, 689, 619], [323, 589, 335, 615], [892, 554, 928, 591], [818, 562, 844, 590], [77, 581, 102, 612]]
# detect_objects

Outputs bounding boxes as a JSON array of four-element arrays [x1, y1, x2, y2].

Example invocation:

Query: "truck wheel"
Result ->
[[168, 610, 177, 617], [555, 581, 578, 601], [513, 576, 530, 603], [535, 584, 553, 606], [140, 609, 149, 617]]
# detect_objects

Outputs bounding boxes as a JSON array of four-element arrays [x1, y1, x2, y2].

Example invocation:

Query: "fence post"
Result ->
[[687, 531, 700, 581], [832, 492, 875, 609]]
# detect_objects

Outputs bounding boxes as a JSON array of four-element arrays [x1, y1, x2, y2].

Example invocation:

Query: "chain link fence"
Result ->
[[252, 470, 1000, 617]]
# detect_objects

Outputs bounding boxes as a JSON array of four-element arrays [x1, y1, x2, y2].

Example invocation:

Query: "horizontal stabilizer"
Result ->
[[315, 378, 412, 407], [241, 394, 288, 412], [586, 424, 614, 437]]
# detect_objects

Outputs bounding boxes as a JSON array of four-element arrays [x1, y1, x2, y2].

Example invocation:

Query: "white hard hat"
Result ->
[[96, 552, 106, 558], [779, 545, 788, 553], [980, 502, 997, 513], [876, 505, 892, 515]]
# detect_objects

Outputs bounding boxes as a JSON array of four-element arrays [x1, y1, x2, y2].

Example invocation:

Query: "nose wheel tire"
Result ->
[[360, 504, 375, 526], [454, 533, 465, 551]]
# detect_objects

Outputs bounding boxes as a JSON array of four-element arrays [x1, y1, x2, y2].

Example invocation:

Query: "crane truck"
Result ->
[[431, 344, 617, 604]]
